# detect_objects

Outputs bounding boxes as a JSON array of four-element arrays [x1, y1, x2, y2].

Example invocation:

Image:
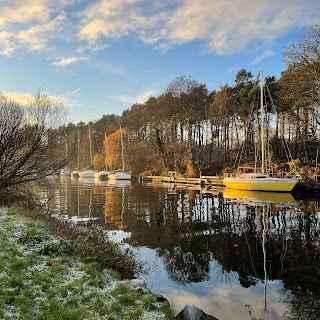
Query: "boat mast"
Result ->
[[120, 126, 125, 172], [89, 124, 93, 167], [260, 71, 265, 174], [77, 129, 80, 170]]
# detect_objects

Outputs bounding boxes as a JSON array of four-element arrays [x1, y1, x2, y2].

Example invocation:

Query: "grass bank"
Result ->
[[0, 207, 174, 320]]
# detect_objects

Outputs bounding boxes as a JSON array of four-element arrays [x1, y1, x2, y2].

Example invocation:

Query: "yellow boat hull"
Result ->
[[223, 177, 297, 192]]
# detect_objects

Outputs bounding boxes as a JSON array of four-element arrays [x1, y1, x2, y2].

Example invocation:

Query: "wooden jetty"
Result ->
[[143, 171, 224, 187]]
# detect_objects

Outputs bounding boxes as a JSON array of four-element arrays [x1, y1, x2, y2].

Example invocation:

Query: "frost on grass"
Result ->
[[0, 208, 173, 320]]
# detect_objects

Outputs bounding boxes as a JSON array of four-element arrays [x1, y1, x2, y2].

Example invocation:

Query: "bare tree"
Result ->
[[0, 93, 73, 195]]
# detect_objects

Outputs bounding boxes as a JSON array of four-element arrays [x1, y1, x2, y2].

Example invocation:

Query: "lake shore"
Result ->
[[0, 206, 174, 320]]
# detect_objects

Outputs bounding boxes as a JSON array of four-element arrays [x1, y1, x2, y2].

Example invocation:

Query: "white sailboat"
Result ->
[[223, 71, 298, 192], [71, 129, 81, 178], [95, 134, 110, 180], [78, 124, 95, 179], [108, 127, 132, 181]]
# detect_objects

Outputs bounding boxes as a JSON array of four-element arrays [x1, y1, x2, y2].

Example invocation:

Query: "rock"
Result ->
[[151, 293, 170, 309], [155, 293, 168, 303], [130, 279, 146, 287], [175, 304, 218, 320]]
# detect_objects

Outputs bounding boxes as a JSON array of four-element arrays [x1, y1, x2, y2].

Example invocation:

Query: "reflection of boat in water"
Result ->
[[78, 176, 108, 187], [108, 179, 132, 188], [222, 189, 299, 207], [51, 214, 99, 224], [104, 179, 130, 229], [60, 168, 70, 176]]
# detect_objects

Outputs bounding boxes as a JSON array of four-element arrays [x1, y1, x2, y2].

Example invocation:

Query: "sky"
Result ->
[[0, 0, 319, 124]]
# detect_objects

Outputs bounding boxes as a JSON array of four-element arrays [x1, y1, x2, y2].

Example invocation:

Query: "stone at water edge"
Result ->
[[175, 303, 218, 320]]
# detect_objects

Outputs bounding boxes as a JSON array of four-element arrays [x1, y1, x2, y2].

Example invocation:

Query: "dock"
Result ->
[[143, 171, 224, 187]]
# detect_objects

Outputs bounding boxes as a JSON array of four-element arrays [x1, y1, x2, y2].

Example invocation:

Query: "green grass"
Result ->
[[0, 207, 175, 320]]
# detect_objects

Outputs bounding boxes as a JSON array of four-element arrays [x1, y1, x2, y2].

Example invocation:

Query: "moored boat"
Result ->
[[223, 71, 298, 192], [78, 169, 95, 178], [223, 172, 297, 192]]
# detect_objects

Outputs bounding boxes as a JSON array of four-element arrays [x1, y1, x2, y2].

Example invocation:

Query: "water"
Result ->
[[44, 176, 320, 319]]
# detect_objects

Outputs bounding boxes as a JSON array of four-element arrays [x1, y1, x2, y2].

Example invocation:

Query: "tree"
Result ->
[[280, 24, 320, 160], [104, 128, 129, 171], [165, 75, 208, 177], [92, 153, 104, 171], [0, 93, 72, 195]]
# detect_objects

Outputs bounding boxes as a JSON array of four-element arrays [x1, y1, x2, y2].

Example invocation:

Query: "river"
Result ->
[[42, 176, 320, 320]]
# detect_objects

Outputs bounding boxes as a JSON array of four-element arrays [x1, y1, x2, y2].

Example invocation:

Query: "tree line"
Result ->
[[62, 25, 320, 177], [1, 25, 320, 196]]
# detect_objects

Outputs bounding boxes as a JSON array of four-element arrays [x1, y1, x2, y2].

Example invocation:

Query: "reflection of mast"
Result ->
[[77, 180, 80, 218], [89, 187, 92, 218], [262, 205, 269, 313], [120, 186, 124, 228]]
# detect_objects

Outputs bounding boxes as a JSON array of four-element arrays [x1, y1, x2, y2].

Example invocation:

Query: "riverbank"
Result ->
[[0, 206, 174, 320]]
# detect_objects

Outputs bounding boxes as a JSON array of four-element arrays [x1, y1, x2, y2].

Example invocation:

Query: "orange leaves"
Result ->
[[103, 128, 128, 169], [92, 153, 104, 171]]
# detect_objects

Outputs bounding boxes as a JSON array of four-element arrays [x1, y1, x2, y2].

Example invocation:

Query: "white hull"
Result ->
[[94, 171, 109, 179], [108, 171, 132, 180], [78, 169, 95, 178]]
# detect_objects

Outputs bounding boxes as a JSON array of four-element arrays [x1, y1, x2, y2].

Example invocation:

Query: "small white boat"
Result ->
[[108, 171, 132, 180], [78, 169, 95, 178], [107, 127, 132, 181], [94, 170, 109, 179]]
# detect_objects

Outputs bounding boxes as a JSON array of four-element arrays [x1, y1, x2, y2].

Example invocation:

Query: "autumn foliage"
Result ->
[[103, 128, 128, 170]]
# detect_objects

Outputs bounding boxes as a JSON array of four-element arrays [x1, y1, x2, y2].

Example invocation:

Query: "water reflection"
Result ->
[[45, 178, 320, 319]]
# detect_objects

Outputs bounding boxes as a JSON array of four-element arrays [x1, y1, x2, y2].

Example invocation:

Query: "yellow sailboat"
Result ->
[[223, 171, 297, 192], [223, 71, 298, 192]]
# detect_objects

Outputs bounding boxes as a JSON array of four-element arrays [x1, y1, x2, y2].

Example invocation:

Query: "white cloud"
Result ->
[[78, 0, 320, 54], [1, 0, 319, 58], [0, 1, 70, 55], [162, 279, 290, 320], [0, 0, 50, 26], [66, 89, 80, 96], [118, 88, 157, 104], [1, 91, 34, 104], [53, 56, 89, 68], [17, 14, 67, 52], [251, 50, 275, 64], [0, 91, 66, 106], [0, 31, 17, 56]]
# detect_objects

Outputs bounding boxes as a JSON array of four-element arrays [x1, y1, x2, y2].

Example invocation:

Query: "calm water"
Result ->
[[43, 176, 320, 320]]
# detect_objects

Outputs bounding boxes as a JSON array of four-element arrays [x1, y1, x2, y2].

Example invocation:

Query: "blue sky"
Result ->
[[1, 0, 319, 124]]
